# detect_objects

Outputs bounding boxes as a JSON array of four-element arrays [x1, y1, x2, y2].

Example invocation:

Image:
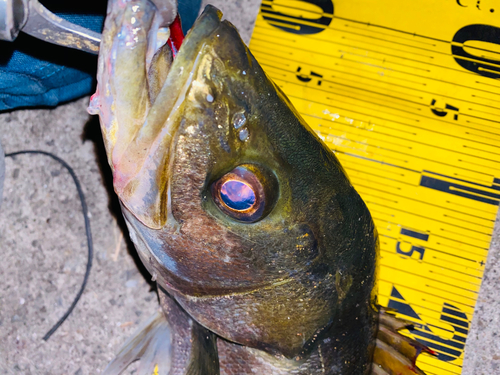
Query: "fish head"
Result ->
[[91, 2, 378, 359]]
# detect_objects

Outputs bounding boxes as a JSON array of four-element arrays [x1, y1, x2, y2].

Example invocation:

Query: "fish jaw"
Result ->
[[89, 1, 222, 229]]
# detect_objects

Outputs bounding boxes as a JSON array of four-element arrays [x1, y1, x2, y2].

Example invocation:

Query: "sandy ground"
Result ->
[[0, 1, 499, 374]]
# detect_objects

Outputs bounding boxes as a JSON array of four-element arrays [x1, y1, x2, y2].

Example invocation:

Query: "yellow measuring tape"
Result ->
[[250, 1, 500, 374]]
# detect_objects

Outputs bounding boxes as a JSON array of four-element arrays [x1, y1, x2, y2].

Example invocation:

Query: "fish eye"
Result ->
[[211, 164, 277, 223], [220, 180, 256, 211]]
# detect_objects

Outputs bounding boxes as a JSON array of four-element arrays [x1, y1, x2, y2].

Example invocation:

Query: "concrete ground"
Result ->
[[0, 1, 498, 374]]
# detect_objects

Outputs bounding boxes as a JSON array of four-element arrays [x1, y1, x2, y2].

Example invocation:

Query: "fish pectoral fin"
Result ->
[[371, 309, 435, 375], [102, 309, 173, 375]]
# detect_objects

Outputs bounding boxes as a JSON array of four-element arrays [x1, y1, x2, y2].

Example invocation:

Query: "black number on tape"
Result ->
[[261, 0, 334, 35], [389, 286, 469, 362], [452, 24, 500, 79], [296, 66, 323, 85], [430, 99, 460, 120], [396, 228, 428, 260]]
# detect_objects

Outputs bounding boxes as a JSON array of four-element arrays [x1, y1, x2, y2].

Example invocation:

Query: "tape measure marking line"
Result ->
[[375, 220, 489, 253], [332, 15, 448, 44], [465, 107, 500, 119], [312, 109, 500, 158], [336, 152, 497, 195], [339, 36, 500, 74], [410, 338, 463, 361], [442, 212, 494, 227], [342, 23, 437, 47], [255, 29, 440, 65], [252, 35, 429, 72], [381, 266, 481, 295], [381, 274, 479, 303], [259, 7, 448, 45], [359, 179, 500, 216], [456, 159, 500, 176], [325, 132, 413, 154], [422, 370, 446, 375], [252, 48, 500, 100], [255, 23, 438, 54], [418, 357, 462, 373], [269, 74, 500, 134], [383, 218, 491, 249], [404, 324, 467, 350], [380, 249, 483, 279], [378, 285, 475, 318], [435, 226, 492, 245], [378, 294, 470, 328], [378, 278, 476, 309], [463, 144, 500, 157], [381, 236, 487, 267], [324, 94, 500, 132], [251, 47, 500, 98], [378, 291, 473, 318], [379, 237, 487, 267], [382, 244, 485, 272], [351, 176, 402, 191], [465, 128, 500, 141], [375, 232, 482, 263], [334, 150, 423, 173], [465, 129, 500, 141], [419, 362, 460, 375], [426, 320, 468, 336], [288, 93, 500, 152], [261, 59, 500, 119], [315, 123, 500, 173], [340, 158, 406, 177], [275, 77, 500, 140], [255, 56, 500, 117], [309, 27, 441, 54], [380, 257, 482, 287], [256, 15, 500, 75], [333, 142, 498, 197], [393, 314, 469, 348], [358, 187, 494, 236], [349, 170, 497, 222], [475, 80, 500, 89], [254, 49, 435, 93], [412, 336, 466, 357], [429, 269, 481, 287]]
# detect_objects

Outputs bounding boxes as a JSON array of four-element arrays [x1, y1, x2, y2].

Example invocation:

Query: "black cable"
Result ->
[[5, 150, 93, 341]]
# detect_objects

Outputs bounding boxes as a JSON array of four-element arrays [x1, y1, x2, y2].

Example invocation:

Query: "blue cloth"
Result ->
[[0, 0, 201, 111]]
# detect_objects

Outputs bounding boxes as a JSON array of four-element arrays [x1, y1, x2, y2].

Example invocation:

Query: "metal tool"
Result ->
[[0, 0, 179, 55], [0, 0, 101, 54]]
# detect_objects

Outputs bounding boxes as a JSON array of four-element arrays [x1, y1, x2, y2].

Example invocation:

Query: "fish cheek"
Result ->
[[168, 113, 267, 291]]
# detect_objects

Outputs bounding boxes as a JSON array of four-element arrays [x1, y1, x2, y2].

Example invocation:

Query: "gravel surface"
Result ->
[[0, 1, 498, 374]]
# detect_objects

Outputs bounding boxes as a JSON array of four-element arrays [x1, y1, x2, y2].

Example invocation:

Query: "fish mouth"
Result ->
[[93, 3, 226, 229]]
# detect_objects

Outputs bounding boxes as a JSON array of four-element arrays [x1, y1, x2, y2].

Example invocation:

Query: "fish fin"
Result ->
[[372, 309, 435, 375], [102, 309, 172, 375], [158, 288, 220, 375]]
